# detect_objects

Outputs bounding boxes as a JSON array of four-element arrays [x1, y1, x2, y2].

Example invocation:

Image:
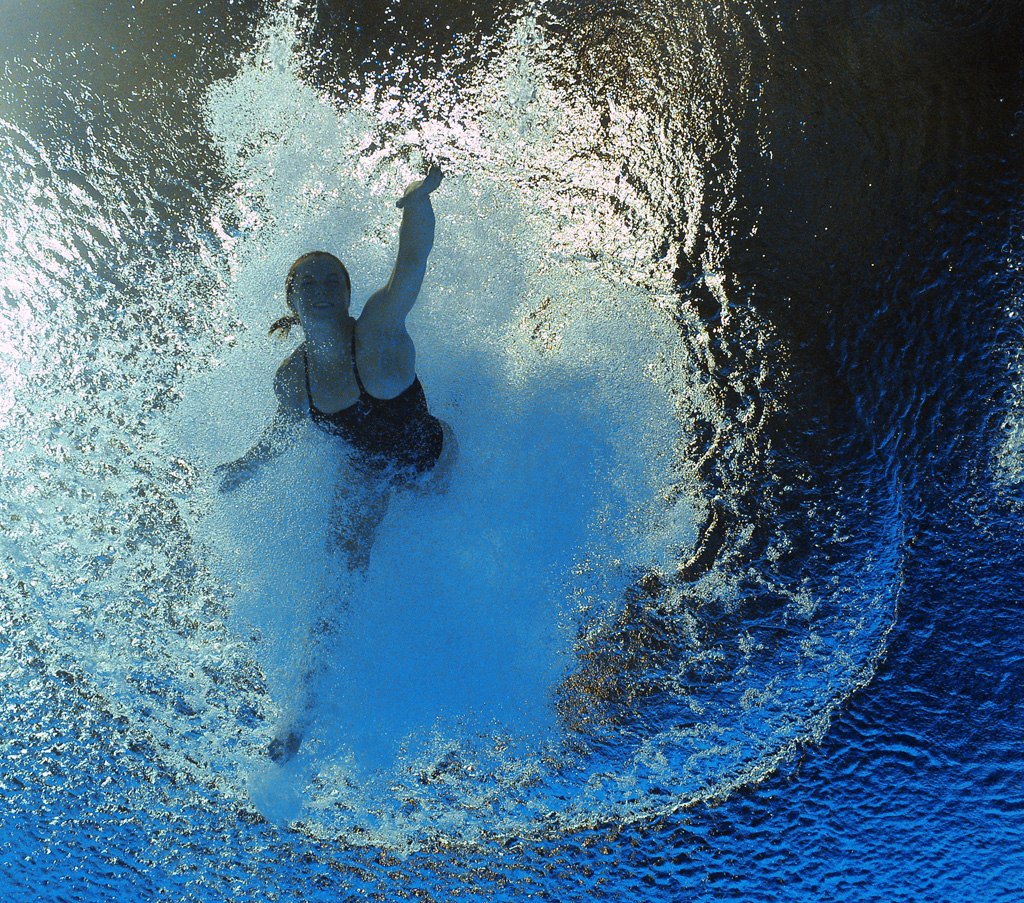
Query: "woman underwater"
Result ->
[[215, 166, 454, 762], [216, 165, 457, 572]]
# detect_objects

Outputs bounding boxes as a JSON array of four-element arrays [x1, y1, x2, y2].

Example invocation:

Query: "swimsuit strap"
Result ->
[[350, 328, 368, 395], [302, 345, 314, 412]]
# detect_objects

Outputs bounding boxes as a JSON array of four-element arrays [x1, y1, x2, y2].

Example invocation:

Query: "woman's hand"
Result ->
[[214, 459, 255, 493], [396, 164, 443, 208]]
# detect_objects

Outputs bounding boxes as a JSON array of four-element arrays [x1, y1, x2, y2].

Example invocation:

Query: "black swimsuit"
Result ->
[[302, 336, 444, 479]]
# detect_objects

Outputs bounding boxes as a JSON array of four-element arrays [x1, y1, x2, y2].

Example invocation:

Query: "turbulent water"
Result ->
[[1, 1, 1022, 900]]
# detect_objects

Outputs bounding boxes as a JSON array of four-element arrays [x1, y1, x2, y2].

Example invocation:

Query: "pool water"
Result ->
[[1, 1, 1022, 899]]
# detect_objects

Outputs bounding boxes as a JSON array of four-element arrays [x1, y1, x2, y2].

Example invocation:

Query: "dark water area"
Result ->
[[1, 0, 1023, 899]]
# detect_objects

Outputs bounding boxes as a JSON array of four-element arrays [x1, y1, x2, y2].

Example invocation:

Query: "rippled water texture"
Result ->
[[1, 1, 1022, 900]]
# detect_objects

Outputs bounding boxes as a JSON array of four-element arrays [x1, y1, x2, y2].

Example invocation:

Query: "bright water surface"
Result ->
[[1, 1, 1022, 900]]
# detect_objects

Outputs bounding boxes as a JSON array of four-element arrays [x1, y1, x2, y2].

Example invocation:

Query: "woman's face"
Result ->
[[290, 256, 350, 323]]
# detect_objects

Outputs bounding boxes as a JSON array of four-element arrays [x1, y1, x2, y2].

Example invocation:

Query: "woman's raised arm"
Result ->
[[363, 165, 444, 325]]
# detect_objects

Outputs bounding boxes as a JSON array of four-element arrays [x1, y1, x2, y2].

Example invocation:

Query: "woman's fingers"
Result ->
[[215, 461, 250, 493]]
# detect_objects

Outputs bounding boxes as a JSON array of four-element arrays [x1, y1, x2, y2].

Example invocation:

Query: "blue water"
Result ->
[[1, 1, 1023, 900]]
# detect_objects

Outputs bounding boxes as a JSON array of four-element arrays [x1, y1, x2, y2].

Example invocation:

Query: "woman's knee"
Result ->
[[439, 420, 458, 469], [413, 421, 457, 495]]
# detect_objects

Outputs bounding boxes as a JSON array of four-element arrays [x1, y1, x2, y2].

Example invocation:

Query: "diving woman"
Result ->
[[215, 166, 455, 763], [215, 165, 457, 572]]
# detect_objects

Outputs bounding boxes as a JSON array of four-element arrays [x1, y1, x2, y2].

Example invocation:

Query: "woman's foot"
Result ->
[[267, 730, 303, 764]]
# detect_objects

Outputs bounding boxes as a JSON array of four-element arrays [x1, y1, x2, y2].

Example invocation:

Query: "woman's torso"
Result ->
[[275, 319, 442, 475]]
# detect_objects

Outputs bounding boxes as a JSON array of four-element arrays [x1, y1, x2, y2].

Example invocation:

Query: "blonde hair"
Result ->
[[269, 251, 351, 339]]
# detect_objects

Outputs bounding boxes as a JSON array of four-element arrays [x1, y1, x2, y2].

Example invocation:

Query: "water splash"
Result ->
[[0, 1, 903, 855], [162, 4, 698, 844]]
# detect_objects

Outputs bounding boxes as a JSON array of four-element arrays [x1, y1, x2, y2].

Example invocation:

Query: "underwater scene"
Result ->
[[1, 1, 1022, 900]]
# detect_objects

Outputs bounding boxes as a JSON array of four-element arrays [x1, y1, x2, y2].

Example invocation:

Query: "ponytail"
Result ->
[[269, 313, 300, 338]]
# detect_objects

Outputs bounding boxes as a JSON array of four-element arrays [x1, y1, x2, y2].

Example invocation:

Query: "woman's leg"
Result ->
[[267, 595, 345, 763], [267, 469, 390, 762], [327, 467, 391, 572]]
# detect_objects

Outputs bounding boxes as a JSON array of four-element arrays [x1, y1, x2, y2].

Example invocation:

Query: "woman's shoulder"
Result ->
[[274, 344, 307, 412]]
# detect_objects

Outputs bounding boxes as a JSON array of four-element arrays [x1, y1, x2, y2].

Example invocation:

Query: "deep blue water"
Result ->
[[1, 1, 1022, 900]]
